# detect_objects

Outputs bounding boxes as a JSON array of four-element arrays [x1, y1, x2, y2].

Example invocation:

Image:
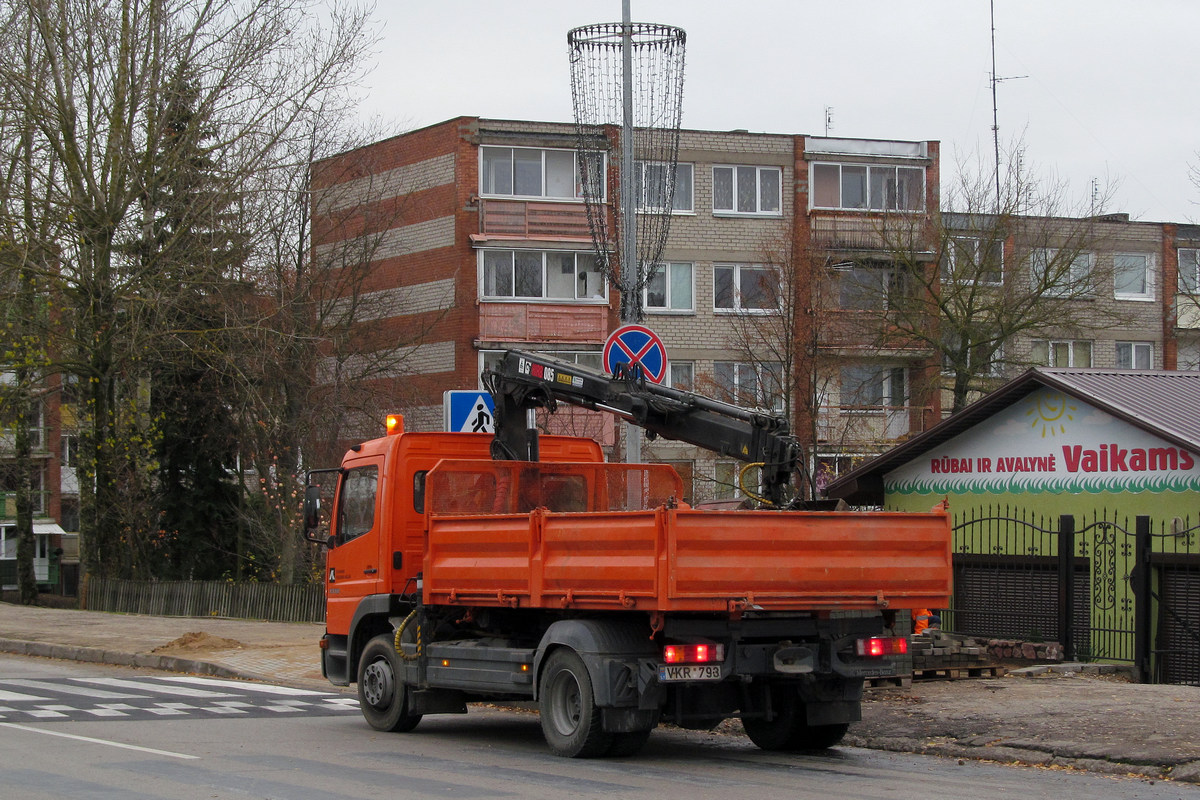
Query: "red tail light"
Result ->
[[856, 637, 908, 657], [662, 643, 725, 664]]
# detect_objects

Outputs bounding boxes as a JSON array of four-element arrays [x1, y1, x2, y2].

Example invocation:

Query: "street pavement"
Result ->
[[1, 602, 1197, 785]]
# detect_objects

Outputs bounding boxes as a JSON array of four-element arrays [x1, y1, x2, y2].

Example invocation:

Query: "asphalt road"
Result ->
[[1, 654, 1195, 800]]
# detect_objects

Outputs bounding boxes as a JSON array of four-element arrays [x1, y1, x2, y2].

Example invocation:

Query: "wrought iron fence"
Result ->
[[947, 506, 1200, 685]]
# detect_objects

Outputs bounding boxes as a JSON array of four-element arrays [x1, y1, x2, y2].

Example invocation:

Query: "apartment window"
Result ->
[[943, 236, 1003, 285], [839, 263, 901, 310], [1031, 249, 1092, 296], [1178, 338, 1200, 371], [481, 249, 605, 301], [714, 264, 780, 312], [645, 262, 694, 312], [61, 434, 78, 468], [667, 361, 694, 392], [1114, 254, 1153, 300], [1031, 339, 1092, 368], [712, 165, 782, 216], [1116, 341, 1153, 370], [942, 335, 1004, 378], [479, 146, 597, 201], [0, 463, 46, 515], [1179, 249, 1200, 293], [714, 460, 739, 500], [839, 365, 906, 412], [636, 162, 693, 212], [714, 361, 784, 412], [811, 163, 924, 211]]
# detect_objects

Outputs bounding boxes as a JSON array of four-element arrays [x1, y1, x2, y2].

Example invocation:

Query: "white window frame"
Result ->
[[667, 361, 694, 392], [479, 249, 607, 303], [713, 361, 785, 413], [713, 263, 781, 314], [1030, 249, 1093, 297], [635, 162, 693, 213], [712, 165, 782, 216], [944, 236, 1003, 285], [644, 262, 694, 313], [1115, 341, 1153, 370], [839, 365, 907, 414], [1113, 253, 1154, 301], [478, 146, 601, 201], [810, 162, 925, 211], [1179, 248, 1200, 294], [1030, 339, 1093, 368]]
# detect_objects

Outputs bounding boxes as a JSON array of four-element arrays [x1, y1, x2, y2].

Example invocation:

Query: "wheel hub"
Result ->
[[361, 657, 395, 709]]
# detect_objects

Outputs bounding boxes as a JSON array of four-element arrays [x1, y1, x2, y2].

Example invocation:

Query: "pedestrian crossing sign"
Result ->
[[444, 390, 496, 433]]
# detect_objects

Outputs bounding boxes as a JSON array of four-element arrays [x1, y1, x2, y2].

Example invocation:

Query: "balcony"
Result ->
[[477, 198, 595, 243], [815, 403, 933, 447], [479, 302, 608, 344]]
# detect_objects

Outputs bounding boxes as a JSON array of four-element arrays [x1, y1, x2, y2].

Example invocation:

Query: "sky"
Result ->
[[357, 1, 1200, 223]]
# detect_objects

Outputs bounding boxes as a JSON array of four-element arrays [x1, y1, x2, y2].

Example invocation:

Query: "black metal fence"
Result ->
[[947, 506, 1200, 685]]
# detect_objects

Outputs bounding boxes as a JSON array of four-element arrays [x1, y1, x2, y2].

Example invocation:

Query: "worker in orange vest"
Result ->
[[913, 608, 934, 635]]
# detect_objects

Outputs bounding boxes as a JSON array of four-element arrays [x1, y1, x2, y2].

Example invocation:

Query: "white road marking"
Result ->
[[5, 679, 144, 699], [72, 678, 236, 698], [0, 722, 200, 759], [0, 688, 51, 702], [156, 676, 326, 696]]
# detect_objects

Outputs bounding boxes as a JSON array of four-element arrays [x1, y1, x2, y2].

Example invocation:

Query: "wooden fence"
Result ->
[[85, 578, 325, 623]]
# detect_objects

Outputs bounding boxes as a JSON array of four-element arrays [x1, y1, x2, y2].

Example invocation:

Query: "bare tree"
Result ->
[[865, 144, 1123, 412], [0, 0, 377, 580]]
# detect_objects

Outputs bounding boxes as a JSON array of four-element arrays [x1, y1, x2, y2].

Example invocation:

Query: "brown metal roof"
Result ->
[[825, 368, 1200, 505]]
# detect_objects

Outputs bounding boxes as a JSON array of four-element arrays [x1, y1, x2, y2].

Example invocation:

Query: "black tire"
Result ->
[[606, 729, 652, 757], [538, 649, 612, 758], [742, 684, 848, 752], [358, 634, 422, 733]]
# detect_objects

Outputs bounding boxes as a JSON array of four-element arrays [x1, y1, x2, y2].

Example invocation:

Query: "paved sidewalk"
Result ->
[[0, 602, 327, 687], [1, 602, 1198, 784]]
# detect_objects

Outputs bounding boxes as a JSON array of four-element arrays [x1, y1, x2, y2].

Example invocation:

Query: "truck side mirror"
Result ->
[[303, 485, 329, 545]]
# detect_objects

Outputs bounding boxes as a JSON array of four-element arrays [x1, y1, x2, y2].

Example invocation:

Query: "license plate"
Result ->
[[658, 664, 723, 682]]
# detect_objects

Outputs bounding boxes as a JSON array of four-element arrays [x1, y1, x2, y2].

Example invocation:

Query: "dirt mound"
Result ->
[[151, 631, 245, 654]]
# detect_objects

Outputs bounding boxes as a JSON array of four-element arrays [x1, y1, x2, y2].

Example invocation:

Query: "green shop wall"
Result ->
[[882, 386, 1200, 521]]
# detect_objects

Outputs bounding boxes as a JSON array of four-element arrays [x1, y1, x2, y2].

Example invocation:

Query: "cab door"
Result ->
[[324, 457, 384, 636]]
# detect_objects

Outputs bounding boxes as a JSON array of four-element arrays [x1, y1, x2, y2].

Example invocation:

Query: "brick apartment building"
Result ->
[[309, 117, 944, 502]]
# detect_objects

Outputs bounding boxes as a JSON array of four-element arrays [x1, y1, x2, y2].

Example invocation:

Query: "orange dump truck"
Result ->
[[308, 351, 952, 758]]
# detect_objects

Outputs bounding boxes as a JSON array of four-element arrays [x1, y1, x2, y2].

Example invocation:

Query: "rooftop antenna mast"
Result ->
[[990, 0, 1026, 210]]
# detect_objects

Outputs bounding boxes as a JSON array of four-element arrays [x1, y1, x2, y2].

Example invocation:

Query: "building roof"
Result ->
[[825, 368, 1200, 505]]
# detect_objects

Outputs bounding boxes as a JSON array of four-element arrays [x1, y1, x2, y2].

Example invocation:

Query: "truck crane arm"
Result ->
[[481, 349, 803, 507]]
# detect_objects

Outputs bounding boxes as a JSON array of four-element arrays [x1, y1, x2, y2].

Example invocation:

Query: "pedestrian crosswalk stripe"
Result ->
[[0, 689, 50, 702], [157, 676, 324, 696], [72, 678, 236, 698]]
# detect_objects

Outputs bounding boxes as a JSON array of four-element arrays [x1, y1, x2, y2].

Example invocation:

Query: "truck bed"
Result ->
[[422, 461, 951, 614]]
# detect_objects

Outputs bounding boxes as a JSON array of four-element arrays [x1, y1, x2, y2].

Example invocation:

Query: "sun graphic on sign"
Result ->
[[1026, 391, 1076, 438]]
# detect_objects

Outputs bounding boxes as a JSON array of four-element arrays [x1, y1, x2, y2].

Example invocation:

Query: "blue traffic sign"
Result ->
[[444, 390, 495, 433], [604, 324, 668, 384]]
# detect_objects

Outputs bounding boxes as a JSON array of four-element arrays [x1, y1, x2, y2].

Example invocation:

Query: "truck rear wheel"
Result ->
[[539, 649, 612, 757], [358, 634, 422, 733], [742, 684, 848, 751]]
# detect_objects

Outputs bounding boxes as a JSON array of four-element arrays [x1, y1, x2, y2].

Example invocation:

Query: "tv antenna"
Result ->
[[990, 0, 1026, 209]]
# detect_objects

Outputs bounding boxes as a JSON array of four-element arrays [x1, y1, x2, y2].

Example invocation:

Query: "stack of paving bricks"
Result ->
[[909, 629, 1006, 681]]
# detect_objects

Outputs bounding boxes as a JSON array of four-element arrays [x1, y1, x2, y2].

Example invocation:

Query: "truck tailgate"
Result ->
[[424, 507, 951, 613]]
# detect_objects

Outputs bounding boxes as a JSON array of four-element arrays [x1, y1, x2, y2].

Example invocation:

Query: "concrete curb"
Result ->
[[0, 637, 270, 683]]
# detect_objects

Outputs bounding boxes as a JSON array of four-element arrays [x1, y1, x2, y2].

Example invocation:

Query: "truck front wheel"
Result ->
[[539, 649, 612, 757], [358, 635, 422, 733]]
